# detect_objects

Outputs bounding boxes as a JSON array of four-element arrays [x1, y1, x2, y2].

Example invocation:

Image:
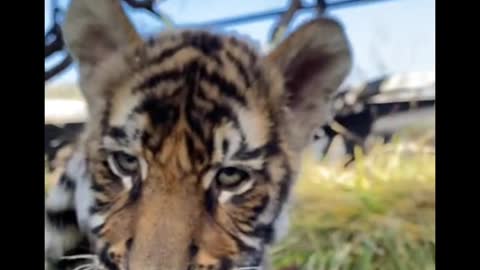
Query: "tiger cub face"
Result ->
[[47, 0, 351, 269]]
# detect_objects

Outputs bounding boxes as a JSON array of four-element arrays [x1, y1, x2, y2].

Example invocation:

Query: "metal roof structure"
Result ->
[[45, 0, 397, 82]]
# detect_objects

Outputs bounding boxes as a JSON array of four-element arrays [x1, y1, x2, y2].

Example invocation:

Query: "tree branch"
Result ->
[[315, 0, 327, 14], [123, 0, 156, 9], [178, 0, 395, 28], [43, 0, 395, 83], [123, 0, 174, 27], [45, 24, 65, 58], [45, 39, 63, 58], [269, 0, 302, 44], [45, 55, 73, 82]]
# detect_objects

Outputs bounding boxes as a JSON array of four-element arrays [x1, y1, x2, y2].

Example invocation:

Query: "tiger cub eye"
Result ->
[[215, 167, 250, 188], [108, 151, 139, 176]]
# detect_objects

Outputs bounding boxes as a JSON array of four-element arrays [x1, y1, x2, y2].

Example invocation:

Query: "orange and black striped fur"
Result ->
[[44, 0, 352, 269]]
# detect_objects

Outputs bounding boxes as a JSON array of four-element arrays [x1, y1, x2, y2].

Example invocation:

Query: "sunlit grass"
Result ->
[[271, 135, 435, 270]]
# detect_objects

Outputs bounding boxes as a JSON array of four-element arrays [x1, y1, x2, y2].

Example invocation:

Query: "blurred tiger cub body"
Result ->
[[45, 0, 352, 269]]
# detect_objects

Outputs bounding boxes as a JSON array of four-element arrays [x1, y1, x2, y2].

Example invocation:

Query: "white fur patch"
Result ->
[[75, 174, 95, 234], [64, 151, 94, 233], [218, 190, 235, 204], [213, 122, 243, 162], [234, 106, 270, 150], [237, 232, 262, 250], [139, 157, 148, 180], [65, 151, 87, 179], [45, 217, 83, 260], [107, 155, 133, 189], [256, 188, 279, 225], [89, 213, 106, 230], [202, 169, 217, 189], [45, 185, 74, 212], [219, 179, 254, 204], [272, 206, 290, 242]]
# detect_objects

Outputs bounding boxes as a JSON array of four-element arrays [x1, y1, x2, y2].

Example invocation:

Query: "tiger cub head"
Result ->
[[62, 0, 351, 269]]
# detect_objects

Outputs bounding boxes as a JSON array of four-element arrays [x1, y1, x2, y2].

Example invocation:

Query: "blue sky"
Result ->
[[45, 0, 435, 87]]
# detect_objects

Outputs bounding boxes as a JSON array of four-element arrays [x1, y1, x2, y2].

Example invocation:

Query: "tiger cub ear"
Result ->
[[265, 17, 352, 153], [62, 0, 143, 77]]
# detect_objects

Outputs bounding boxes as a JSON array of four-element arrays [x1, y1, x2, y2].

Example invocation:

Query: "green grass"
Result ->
[[270, 136, 435, 270]]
